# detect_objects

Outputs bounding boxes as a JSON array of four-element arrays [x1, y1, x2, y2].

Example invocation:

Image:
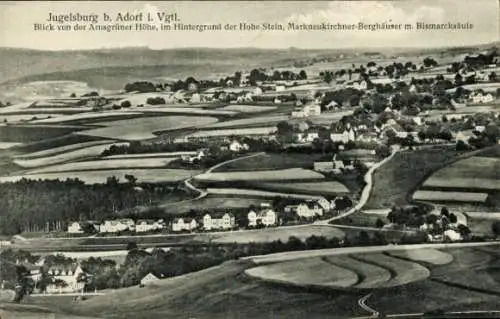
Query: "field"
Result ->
[[26, 157, 179, 174], [0, 169, 199, 184], [217, 104, 277, 113], [205, 225, 346, 244], [130, 107, 237, 116], [412, 190, 489, 203], [212, 152, 325, 172], [364, 146, 460, 209], [245, 257, 359, 288], [256, 181, 350, 195], [178, 126, 277, 140], [31, 111, 144, 124], [160, 196, 270, 214], [194, 168, 324, 182], [387, 248, 454, 265], [12, 143, 128, 168], [105, 151, 197, 159], [201, 115, 289, 129], [76, 116, 219, 140], [14, 140, 117, 159], [0, 124, 87, 143], [421, 156, 500, 191], [206, 187, 325, 200]]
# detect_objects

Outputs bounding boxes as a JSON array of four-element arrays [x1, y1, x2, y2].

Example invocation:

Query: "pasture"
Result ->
[[15, 140, 117, 159], [31, 111, 144, 124], [160, 196, 271, 214], [212, 152, 325, 172], [178, 126, 277, 141], [76, 116, 219, 140]]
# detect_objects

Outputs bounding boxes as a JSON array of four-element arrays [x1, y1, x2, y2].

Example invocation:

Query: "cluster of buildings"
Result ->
[[68, 218, 166, 234]]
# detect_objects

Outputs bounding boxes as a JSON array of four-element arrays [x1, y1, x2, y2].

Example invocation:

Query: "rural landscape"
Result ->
[[1, 2, 500, 318]]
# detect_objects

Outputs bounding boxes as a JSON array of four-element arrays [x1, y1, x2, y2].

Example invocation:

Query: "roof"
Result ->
[[137, 219, 156, 225], [206, 212, 235, 219]]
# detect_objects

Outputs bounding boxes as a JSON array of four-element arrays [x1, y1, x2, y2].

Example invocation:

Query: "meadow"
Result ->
[[412, 190, 489, 203]]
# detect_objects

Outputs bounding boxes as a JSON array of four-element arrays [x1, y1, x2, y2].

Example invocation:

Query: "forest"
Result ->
[[0, 178, 179, 235]]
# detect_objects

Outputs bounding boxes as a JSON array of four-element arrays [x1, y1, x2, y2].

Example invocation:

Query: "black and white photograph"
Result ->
[[0, 0, 499, 318]]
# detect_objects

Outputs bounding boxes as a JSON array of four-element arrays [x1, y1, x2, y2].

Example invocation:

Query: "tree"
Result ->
[[448, 213, 458, 224], [440, 206, 450, 217], [457, 224, 471, 238], [126, 242, 138, 251], [121, 100, 132, 108], [324, 72, 333, 84], [492, 221, 500, 236], [124, 174, 137, 185], [299, 70, 307, 80], [375, 218, 385, 228], [70, 93, 76, 98], [456, 140, 469, 151]]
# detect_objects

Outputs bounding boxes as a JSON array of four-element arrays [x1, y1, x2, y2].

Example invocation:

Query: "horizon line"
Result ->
[[0, 41, 498, 53]]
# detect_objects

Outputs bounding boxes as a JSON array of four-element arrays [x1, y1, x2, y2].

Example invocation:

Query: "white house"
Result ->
[[67, 222, 84, 234], [140, 273, 161, 285], [444, 229, 462, 242], [470, 91, 494, 104], [136, 219, 164, 233], [273, 97, 282, 104], [172, 218, 198, 232], [330, 129, 356, 143], [296, 201, 324, 219], [248, 208, 278, 227], [99, 219, 135, 233], [202, 212, 236, 231], [253, 87, 263, 96], [46, 265, 86, 294], [229, 140, 249, 152]]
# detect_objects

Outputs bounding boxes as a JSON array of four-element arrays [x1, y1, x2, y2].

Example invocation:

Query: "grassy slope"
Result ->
[[61, 246, 500, 319], [364, 146, 459, 209]]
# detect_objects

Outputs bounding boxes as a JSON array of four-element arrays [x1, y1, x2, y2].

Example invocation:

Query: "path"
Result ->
[[358, 293, 379, 318], [315, 147, 400, 225]]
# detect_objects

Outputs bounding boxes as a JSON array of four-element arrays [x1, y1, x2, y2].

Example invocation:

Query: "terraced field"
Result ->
[[245, 257, 359, 288], [14, 140, 117, 159], [387, 248, 454, 265], [323, 255, 391, 289], [349, 253, 430, 288]]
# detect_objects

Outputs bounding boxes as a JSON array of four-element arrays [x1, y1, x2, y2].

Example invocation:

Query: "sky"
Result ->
[[0, 1, 498, 50]]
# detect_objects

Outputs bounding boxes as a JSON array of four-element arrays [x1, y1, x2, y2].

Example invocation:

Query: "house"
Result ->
[[99, 219, 135, 233], [273, 97, 282, 104], [316, 197, 331, 211], [45, 265, 86, 294], [330, 129, 356, 143], [172, 218, 198, 232], [470, 91, 494, 104], [229, 140, 249, 152], [67, 222, 84, 234], [253, 87, 263, 96], [136, 219, 164, 233], [140, 273, 161, 285], [444, 229, 462, 242], [67, 221, 100, 234], [290, 201, 324, 219], [248, 208, 278, 227], [202, 212, 236, 231], [455, 130, 475, 143]]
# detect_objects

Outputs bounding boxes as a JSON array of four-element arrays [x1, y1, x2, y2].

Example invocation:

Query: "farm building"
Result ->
[[469, 91, 494, 104], [172, 218, 198, 232], [202, 212, 236, 231], [248, 208, 278, 227]]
